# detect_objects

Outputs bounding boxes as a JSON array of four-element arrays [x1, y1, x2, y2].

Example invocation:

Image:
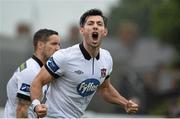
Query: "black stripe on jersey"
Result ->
[[79, 42, 100, 60], [45, 64, 59, 79], [32, 55, 43, 67], [105, 75, 110, 80], [17, 93, 31, 101]]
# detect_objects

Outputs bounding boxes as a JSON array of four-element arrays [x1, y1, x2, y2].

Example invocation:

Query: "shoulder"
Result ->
[[17, 58, 39, 76], [14, 58, 40, 85], [62, 44, 80, 54], [100, 48, 112, 59], [100, 48, 113, 68], [52, 44, 80, 59], [26, 58, 40, 71]]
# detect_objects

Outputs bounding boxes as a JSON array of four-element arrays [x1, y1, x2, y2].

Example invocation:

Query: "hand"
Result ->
[[34, 104, 47, 118], [125, 100, 138, 114]]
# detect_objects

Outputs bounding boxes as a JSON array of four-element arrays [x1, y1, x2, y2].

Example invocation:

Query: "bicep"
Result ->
[[35, 66, 54, 85], [98, 77, 111, 92]]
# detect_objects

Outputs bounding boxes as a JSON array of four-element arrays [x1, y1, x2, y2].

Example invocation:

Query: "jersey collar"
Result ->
[[79, 42, 100, 60], [32, 55, 43, 67]]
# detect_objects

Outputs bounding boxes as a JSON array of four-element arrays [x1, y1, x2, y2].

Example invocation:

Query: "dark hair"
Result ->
[[33, 29, 58, 50], [80, 8, 107, 27]]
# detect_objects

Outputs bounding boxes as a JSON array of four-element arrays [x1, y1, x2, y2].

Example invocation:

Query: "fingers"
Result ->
[[35, 104, 47, 118], [126, 100, 139, 114], [129, 100, 138, 108]]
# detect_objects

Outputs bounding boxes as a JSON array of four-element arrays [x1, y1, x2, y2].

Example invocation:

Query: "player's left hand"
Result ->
[[125, 100, 139, 114]]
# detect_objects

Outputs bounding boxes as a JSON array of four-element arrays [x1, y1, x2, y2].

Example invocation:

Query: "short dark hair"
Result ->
[[33, 29, 58, 50], [80, 8, 107, 27]]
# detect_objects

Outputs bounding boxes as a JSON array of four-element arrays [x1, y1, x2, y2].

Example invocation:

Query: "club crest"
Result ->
[[101, 68, 106, 78]]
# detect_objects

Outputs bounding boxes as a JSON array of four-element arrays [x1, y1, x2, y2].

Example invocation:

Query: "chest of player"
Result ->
[[63, 58, 108, 85]]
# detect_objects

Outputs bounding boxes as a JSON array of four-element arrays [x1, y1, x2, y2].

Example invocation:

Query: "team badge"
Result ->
[[47, 57, 59, 72], [101, 68, 106, 78]]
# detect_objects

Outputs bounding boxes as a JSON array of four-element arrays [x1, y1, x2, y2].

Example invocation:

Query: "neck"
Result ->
[[33, 52, 46, 64], [83, 41, 99, 58]]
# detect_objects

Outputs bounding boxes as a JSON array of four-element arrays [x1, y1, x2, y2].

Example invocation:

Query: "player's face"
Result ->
[[80, 16, 107, 48], [43, 34, 60, 60]]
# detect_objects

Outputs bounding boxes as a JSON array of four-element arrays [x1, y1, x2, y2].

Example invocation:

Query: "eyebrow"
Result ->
[[87, 20, 103, 23]]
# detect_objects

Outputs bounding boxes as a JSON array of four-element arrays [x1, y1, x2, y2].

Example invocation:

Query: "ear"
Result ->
[[103, 28, 108, 37], [37, 41, 44, 50], [79, 27, 84, 35]]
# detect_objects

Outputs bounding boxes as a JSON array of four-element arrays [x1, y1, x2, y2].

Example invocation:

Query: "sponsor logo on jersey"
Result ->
[[77, 78, 100, 97], [20, 83, 30, 92], [101, 68, 107, 78], [47, 57, 59, 72], [74, 70, 84, 75]]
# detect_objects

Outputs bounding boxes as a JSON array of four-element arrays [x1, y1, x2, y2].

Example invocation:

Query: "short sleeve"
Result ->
[[107, 52, 113, 75], [45, 50, 66, 79], [17, 67, 38, 101], [105, 51, 113, 80]]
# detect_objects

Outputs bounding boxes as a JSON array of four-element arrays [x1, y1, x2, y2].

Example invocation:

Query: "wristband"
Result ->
[[32, 99, 41, 112]]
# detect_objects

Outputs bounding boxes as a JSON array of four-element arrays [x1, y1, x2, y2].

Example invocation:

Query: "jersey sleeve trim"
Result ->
[[45, 64, 60, 79], [105, 75, 110, 80], [17, 93, 31, 101]]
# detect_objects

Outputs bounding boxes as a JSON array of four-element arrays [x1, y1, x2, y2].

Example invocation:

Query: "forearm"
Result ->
[[16, 98, 31, 118], [100, 84, 128, 108], [99, 79, 139, 113], [30, 66, 53, 101], [30, 78, 43, 101], [16, 108, 28, 118]]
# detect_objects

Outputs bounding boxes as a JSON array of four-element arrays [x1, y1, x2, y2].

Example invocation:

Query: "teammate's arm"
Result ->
[[16, 98, 31, 118], [30, 66, 53, 118], [97, 77, 138, 113]]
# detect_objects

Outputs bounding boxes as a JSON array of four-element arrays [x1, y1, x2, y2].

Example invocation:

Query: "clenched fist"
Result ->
[[125, 100, 139, 114], [34, 104, 47, 118]]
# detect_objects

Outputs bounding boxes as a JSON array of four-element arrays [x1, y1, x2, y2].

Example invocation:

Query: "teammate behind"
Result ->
[[4, 29, 60, 118]]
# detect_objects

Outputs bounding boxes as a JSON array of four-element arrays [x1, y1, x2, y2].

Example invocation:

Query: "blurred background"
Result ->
[[0, 0, 180, 118]]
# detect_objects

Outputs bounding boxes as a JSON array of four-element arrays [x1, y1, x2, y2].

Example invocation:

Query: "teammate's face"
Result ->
[[80, 16, 107, 48], [43, 34, 60, 60]]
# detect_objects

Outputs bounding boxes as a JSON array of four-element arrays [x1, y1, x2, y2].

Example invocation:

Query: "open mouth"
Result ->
[[92, 32, 98, 40]]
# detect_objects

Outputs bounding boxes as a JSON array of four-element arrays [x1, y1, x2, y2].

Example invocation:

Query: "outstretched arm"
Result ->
[[30, 66, 53, 118], [97, 78, 138, 113]]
